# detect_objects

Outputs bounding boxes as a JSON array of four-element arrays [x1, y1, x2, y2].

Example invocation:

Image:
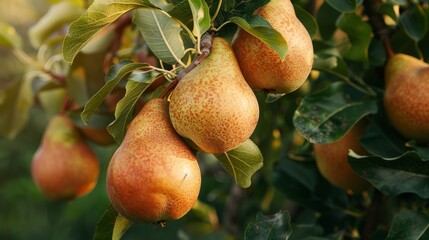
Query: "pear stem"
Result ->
[[159, 32, 214, 99], [60, 95, 74, 114]]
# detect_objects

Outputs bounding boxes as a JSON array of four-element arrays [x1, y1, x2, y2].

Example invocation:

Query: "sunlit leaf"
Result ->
[[81, 60, 149, 124], [293, 81, 377, 144], [386, 210, 429, 240], [63, 0, 158, 63], [0, 22, 22, 49], [107, 71, 160, 143], [230, 16, 287, 61], [93, 204, 133, 240], [214, 139, 263, 188], [188, 0, 210, 38], [133, 8, 186, 65], [29, 2, 83, 48], [244, 211, 292, 240], [0, 78, 33, 139]]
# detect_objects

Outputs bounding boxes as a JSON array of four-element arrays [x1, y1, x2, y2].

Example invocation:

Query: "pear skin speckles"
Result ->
[[233, 0, 313, 94], [107, 99, 201, 223], [169, 37, 259, 154]]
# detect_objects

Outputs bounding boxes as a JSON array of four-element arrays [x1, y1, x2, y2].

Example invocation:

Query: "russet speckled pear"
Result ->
[[313, 121, 371, 193], [31, 115, 100, 200], [233, 0, 313, 94], [107, 99, 201, 223], [169, 37, 259, 154], [384, 54, 429, 142]]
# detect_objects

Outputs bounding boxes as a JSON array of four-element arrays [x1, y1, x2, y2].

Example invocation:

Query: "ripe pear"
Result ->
[[233, 0, 314, 94], [107, 98, 201, 223], [384, 54, 429, 142], [169, 37, 259, 154], [313, 121, 371, 193], [31, 115, 100, 200]]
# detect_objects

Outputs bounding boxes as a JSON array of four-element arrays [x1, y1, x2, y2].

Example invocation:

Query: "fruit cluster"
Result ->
[[31, 0, 315, 224]]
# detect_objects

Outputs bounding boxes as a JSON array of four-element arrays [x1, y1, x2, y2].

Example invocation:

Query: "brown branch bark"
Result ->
[[361, 190, 385, 240]]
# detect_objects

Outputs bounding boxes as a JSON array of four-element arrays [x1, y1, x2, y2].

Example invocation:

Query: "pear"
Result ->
[[384, 54, 429, 142], [31, 115, 100, 200], [169, 37, 259, 154], [313, 121, 371, 193], [233, 0, 314, 94], [107, 98, 201, 223]]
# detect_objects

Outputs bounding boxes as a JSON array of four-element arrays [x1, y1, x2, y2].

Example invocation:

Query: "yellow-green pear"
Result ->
[[169, 37, 259, 154], [107, 99, 201, 223], [384, 54, 429, 142], [233, 0, 314, 94], [313, 121, 371, 193], [31, 114, 100, 200]]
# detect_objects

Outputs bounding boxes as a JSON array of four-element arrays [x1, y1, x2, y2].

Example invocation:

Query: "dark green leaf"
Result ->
[[349, 152, 429, 198], [63, 0, 158, 63], [359, 115, 407, 159], [290, 224, 331, 240], [81, 60, 149, 124], [379, 3, 398, 23], [386, 210, 429, 240], [168, 0, 193, 28], [293, 82, 377, 144], [407, 142, 429, 161], [107, 71, 160, 143], [294, 4, 318, 40], [214, 139, 264, 188], [336, 13, 372, 62], [188, 0, 211, 38], [0, 22, 23, 49], [93, 204, 133, 240], [68, 108, 114, 129], [230, 16, 287, 61], [272, 157, 349, 212], [133, 8, 186, 65], [325, 0, 363, 13], [0, 78, 33, 139], [316, 3, 341, 40], [399, 3, 428, 41], [244, 211, 292, 240]]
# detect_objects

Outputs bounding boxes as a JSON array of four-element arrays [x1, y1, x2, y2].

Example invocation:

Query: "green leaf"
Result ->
[[0, 22, 22, 49], [379, 3, 398, 23], [244, 211, 292, 240], [336, 13, 372, 62], [316, 3, 341, 40], [386, 210, 429, 240], [272, 156, 349, 212], [325, 0, 363, 13], [68, 108, 114, 129], [29, 2, 83, 48], [107, 71, 160, 143], [93, 204, 133, 240], [0, 78, 33, 139], [293, 81, 377, 144], [133, 8, 186, 65], [360, 116, 407, 159], [168, 0, 193, 28], [230, 16, 287, 61], [81, 60, 149, 124], [63, 0, 158, 63], [188, 0, 210, 38], [294, 4, 318, 40], [214, 139, 263, 188], [399, 3, 428, 42], [349, 152, 429, 198], [290, 224, 332, 240]]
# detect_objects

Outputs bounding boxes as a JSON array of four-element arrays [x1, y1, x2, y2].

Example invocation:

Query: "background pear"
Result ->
[[313, 121, 371, 193], [233, 0, 314, 94], [107, 98, 201, 223], [31, 114, 100, 200], [384, 54, 429, 142], [169, 37, 259, 154]]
